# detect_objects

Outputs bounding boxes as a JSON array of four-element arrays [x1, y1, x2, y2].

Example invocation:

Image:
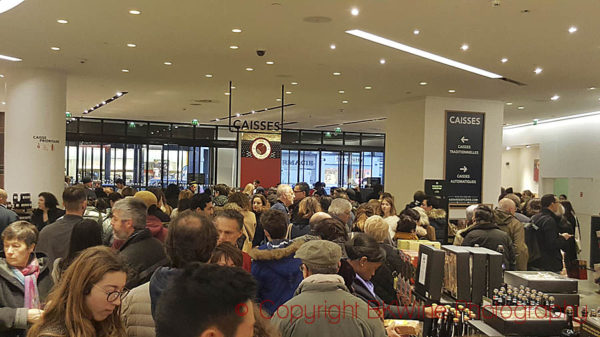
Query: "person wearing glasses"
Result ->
[[28, 246, 129, 337], [0, 221, 53, 337]]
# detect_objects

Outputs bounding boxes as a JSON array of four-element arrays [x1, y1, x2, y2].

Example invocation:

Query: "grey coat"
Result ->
[[0, 253, 53, 337]]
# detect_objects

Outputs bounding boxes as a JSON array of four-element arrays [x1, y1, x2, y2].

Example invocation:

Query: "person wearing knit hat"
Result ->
[[271, 239, 388, 337]]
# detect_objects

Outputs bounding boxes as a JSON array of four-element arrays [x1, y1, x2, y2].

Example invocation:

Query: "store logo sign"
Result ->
[[251, 138, 272, 160]]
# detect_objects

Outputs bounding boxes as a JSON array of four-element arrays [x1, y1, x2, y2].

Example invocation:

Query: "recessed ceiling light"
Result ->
[[448, 89, 456, 93], [419, 81, 427, 86], [1, 101, 5, 105], [127, 43, 136, 48], [236, 113, 241, 117], [251, 110, 256, 114], [276, 98, 281, 101], [224, 92, 230, 95], [506, 102, 513, 105], [230, 45, 239, 49], [517, 106, 525, 110], [129, 10, 141, 15], [588, 87, 596, 90], [121, 69, 129, 73], [501, 58, 508, 63], [286, 91, 292, 94], [550, 95, 560, 101], [526, 145, 531, 148], [413, 29, 420, 35], [116, 92, 123, 96], [57, 19, 68, 24], [351, 7, 359, 16], [330, 44, 336, 50], [460, 44, 469, 51], [379, 58, 386, 64], [333, 72, 341, 76], [364, 86, 372, 90], [205, 74, 213, 78], [0, 74, 4, 77], [506, 146, 511, 151], [164, 61, 172, 65], [568, 26, 578, 34], [345, 30, 503, 79], [338, 90, 345, 94], [266, 61, 274, 65], [342, 100, 348, 104], [291, 82, 298, 85], [534, 67, 543, 74], [245, 67, 253, 71], [216, 118, 220, 121], [231, 86, 236, 89], [51, 47, 60, 51], [232, 28, 242, 33], [0, 0, 24, 14]]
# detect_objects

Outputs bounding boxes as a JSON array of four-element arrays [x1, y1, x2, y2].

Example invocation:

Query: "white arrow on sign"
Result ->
[[459, 166, 468, 173], [460, 136, 469, 143]]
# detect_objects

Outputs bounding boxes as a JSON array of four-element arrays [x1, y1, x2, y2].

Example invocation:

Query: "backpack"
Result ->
[[523, 222, 542, 263]]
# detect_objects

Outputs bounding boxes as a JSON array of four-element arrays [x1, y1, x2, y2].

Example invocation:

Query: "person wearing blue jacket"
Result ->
[[249, 209, 305, 316]]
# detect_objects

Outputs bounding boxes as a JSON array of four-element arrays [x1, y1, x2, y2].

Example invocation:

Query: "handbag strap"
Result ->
[[575, 214, 582, 240]]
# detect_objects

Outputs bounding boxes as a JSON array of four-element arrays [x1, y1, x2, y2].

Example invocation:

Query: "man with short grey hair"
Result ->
[[328, 198, 353, 230], [0, 189, 18, 243], [271, 240, 387, 337], [453, 204, 478, 246], [271, 184, 294, 224], [112, 198, 167, 289]]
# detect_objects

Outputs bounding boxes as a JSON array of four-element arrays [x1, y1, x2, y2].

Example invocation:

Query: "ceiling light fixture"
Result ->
[[506, 102, 513, 105], [291, 82, 298, 85], [205, 74, 213, 78], [224, 92, 230, 95], [419, 81, 427, 86], [276, 98, 281, 101], [448, 89, 456, 93], [550, 95, 560, 101], [333, 72, 341, 76], [127, 43, 136, 48], [286, 91, 292, 94], [342, 100, 348, 104], [82, 91, 128, 115], [1, 101, 5, 105], [232, 28, 242, 33], [57, 19, 68, 24], [245, 67, 253, 71], [345, 29, 502, 79], [164, 61, 172, 65], [534, 67, 543, 74], [379, 58, 386, 64], [121, 69, 129, 73], [460, 44, 469, 51], [0, 74, 4, 77], [501, 58, 508, 63], [364, 86, 372, 90], [330, 44, 336, 50], [517, 106, 525, 110], [588, 87, 596, 90], [0, 54, 22, 62], [0, 0, 25, 14], [568, 26, 578, 33], [129, 10, 141, 15], [351, 7, 359, 16], [230, 45, 239, 49], [413, 29, 420, 35], [235, 113, 241, 117], [51, 47, 60, 51], [266, 61, 274, 65], [505, 110, 600, 130]]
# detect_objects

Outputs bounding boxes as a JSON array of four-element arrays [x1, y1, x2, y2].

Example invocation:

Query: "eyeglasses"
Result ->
[[298, 264, 305, 272], [94, 284, 130, 302]]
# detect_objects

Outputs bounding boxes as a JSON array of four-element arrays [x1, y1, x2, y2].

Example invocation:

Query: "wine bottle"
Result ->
[[560, 307, 576, 337]]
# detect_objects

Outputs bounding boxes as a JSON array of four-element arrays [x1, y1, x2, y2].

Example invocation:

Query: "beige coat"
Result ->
[[121, 282, 155, 337]]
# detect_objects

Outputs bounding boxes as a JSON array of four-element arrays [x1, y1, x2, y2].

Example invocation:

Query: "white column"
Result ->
[[5, 69, 66, 205]]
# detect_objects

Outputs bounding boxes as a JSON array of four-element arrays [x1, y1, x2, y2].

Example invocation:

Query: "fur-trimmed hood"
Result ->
[[248, 239, 305, 261], [426, 208, 446, 219]]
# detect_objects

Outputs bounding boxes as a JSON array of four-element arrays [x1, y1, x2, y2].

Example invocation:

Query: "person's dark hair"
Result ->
[[108, 192, 123, 204], [227, 192, 251, 211], [214, 184, 229, 196], [177, 199, 192, 213], [526, 198, 542, 217], [148, 187, 167, 206], [541, 194, 557, 209], [474, 205, 494, 223], [166, 184, 180, 198], [155, 262, 257, 337], [115, 178, 125, 185], [121, 186, 137, 197], [62, 186, 87, 211], [294, 182, 310, 196], [94, 188, 107, 199], [372, 184, 383, 195], [310, 218, 348, 242], [400, 206, 420, 222], [214, 209, 244, 231], [1, 221, 38, 247], [424, 196, 439, 209], [38, 192, 59, 210], [522, 190, 533, 198], [413, 190, 427, 202], [345, 233, 386, 262], [95, 197, 110, 213], [260, 209, 287, 240], [191, 192, 212, 211], [319, 196, 332, 212], [209, 242, 243, 267], [166, 211, 218, 268], [560, 200, 576, 216], [396, 214, 417, 233], [57, 219, 102, 276]]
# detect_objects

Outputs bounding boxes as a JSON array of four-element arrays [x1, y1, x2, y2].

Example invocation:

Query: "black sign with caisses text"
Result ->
[[445, 111, 485, 204]]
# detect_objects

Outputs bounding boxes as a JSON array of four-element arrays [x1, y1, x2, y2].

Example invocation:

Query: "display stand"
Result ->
[[591, 216, 600, 267]]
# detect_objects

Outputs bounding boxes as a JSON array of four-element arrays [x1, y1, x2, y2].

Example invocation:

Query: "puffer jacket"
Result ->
[[426, 209, 447, 244], [461, 221, 516, 271], [121, 282, 155, 337], [493, 209, 528, 270], [249, 239, 304, 315], [271, 274, 387, 337]]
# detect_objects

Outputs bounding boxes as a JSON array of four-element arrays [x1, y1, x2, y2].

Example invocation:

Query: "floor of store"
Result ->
[[578, 272, 600, 311]]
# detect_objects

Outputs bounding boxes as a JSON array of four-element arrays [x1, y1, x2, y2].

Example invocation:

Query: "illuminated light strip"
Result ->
[[82, 92, 128, 114], [210, 103, 295, 122], [315, 117, 387, 128], [0, 0, 24, 14], [0, 53, 22, 62], [503, 110, 600, 130], [345, 29, 502, 79]]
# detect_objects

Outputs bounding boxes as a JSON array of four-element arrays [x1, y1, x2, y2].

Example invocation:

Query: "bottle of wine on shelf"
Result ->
[[560, 307, 577, 337]]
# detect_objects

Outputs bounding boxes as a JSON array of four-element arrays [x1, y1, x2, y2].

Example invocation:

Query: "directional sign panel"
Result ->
[[445, 111, 485, 205]]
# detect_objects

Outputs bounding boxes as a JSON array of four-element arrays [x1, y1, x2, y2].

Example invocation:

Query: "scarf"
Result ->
[[11, 255, 41, 309]]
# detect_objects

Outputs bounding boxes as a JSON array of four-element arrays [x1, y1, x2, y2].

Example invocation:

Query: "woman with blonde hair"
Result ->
[[28, 246, 128, 337], [242, 183, 255, 196], [380, 196, 399, 240]]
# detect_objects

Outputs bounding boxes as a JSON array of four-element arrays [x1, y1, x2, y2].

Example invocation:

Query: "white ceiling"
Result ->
[[1, 0, 600, 132]]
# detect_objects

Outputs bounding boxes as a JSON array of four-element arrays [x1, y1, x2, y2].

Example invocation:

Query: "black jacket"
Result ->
[[290, 218, 310, 239], [252, 211, 265, 247], [461, 220, 516, 271], [30, 208, 65, 232], [371, 243, 405, 304], [119, 229, 168, 289], [530, 209, 568, 272], [0, 253, 53, 337]]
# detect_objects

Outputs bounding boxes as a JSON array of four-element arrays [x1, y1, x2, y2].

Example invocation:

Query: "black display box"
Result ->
[[482, 304, 567, 336], [504, 271, 578, 294], [463, 246, 504, 299], [414, 244, 446, 302], [442, 245, 472, 302], [581, 317, 600, 337]]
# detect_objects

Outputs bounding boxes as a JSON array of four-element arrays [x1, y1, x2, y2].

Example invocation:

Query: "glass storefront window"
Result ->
[[127, 122, 148, 137], [323, 132, 343, 145], [361, 134, 385, 147], [299, 151, 319, 186], [104, 120, 126, 136], [344, 133, 361, 146], [147, 145, 163, 186], [301, 131, 321, 144], [321, 151, 340, 188]]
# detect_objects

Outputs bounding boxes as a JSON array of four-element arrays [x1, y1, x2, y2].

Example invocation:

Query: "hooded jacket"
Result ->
[[426, 209, 447, 244], [461, 221, 516, 271], [149, 267, 182, 320], [0, 253, 53, 337], [119, 229, 168, 289], [493, 209, 529, 270], [249, 239, 304, 314], [271, 274, 387, 337], [290, 217, 310, 239]]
